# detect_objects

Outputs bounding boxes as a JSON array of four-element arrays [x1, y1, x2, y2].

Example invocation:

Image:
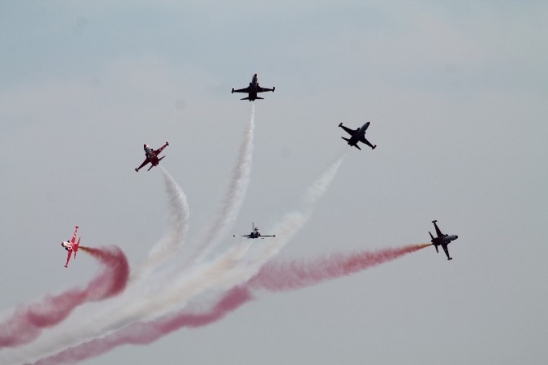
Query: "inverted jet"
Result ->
[[338, 122, 377, 150], [232, 74, 275, 101]]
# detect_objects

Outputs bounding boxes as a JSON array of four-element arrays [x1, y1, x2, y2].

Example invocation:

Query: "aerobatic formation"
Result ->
[[1, 72, 462, 365]]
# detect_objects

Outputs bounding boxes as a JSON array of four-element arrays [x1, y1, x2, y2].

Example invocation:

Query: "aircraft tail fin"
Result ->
[[429, 231, 434, 240], [341, 137, 350, 143], [354, 144, 361, 150]]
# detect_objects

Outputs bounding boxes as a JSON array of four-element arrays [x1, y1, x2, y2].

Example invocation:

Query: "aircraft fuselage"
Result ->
[[144, 144, 160, 166]]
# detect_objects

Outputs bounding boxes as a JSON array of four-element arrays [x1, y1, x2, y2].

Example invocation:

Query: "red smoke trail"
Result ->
[[30, 287, 252, 365], [0, 245, 129, 349], [249, 243, 430, 292], [27, 244, 427, 365]]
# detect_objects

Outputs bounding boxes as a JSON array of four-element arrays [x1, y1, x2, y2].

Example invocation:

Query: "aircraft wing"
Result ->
[[135, 158, 150, 172], [340, 125, 357, 136], [257, 86, 274, 93], [65, 250, 73, 268], [441, 243, 451, 260], [359, 135, 376, 149], [154, 142, 169, 155], [70, 226, 79, 244], [232, 86, 250, 93], [433, 221, 444, 237]]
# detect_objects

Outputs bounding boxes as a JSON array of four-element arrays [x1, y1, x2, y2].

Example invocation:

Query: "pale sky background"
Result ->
[[1, 1, 547, 364]]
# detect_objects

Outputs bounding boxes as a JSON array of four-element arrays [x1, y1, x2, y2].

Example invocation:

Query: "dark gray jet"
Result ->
[[429, 220, 459, 261], [232, 73, 275, 101], [338, 122, 377, 150], [233, 222, 276, 239]]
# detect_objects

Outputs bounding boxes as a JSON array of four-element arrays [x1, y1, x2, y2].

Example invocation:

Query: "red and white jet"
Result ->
[[135, 142, 169, 172], [61, 226, 81, 268]]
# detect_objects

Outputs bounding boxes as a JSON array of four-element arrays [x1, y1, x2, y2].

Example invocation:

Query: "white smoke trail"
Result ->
[[190, 103, 255, 263], [132, 167, 190, 280], [216, 151, 347, 290], [0, 106, 257, 365]]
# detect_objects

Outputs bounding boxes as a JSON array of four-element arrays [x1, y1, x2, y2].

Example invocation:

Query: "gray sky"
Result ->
[[1, 1, 547, 364]]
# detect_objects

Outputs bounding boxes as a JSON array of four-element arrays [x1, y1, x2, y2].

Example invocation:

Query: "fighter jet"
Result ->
[[61, 226, 81, 268], [233, 222, 276, 239], [231, 73, 275, 101], [429, 220, 458, 261], [135, 142, 169, 172], [338, 122, 377, 150]]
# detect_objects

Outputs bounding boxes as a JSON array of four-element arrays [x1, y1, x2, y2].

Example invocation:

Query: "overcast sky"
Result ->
[[1, 1, 547, 364]]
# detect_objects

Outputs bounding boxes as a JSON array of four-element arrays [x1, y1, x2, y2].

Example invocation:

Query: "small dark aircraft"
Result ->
[[135, 142, 169, 172], [429, 220, 458, 261], [232, 73, 275, 101], [338, 122, 377, 150], [233, 222, 276, 239]]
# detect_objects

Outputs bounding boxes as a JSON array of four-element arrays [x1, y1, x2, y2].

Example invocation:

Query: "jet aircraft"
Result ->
[[338, 122, 377, 150], [135, 142, 169, 172], [61, 226, 81, 268], [233, 222, 276, 239], [429, 220, 458, 261], [231, 73, 275, 101]]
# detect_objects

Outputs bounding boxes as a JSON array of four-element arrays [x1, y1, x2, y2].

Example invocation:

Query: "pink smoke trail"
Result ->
[[30, 287, 252, 365], [27, 244, 426, 365], [248, 243, 430, 292], [0, 246, 129, 349]]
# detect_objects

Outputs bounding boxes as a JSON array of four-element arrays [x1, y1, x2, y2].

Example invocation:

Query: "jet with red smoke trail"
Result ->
[[61, 226, 81, 268], [429, 220, 458, 260], [135, 141, 169, 172], [233, 222, 276, 239]]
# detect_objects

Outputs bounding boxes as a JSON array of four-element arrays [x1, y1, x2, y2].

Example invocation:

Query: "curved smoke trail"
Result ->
[[0, 245, 129, 349], [26, 243, 428, 364], [191, 103, 255, 263], [216, 151, 347, 289], [28, 287, 252, 365], [19, 153, 346, 363], [0, 106, 257, 365], [132, 167, 190, 280]]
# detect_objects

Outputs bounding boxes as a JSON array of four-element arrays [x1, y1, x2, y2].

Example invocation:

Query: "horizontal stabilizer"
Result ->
[[256, 97, 264, 100], [240, 97, 250, 100]]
